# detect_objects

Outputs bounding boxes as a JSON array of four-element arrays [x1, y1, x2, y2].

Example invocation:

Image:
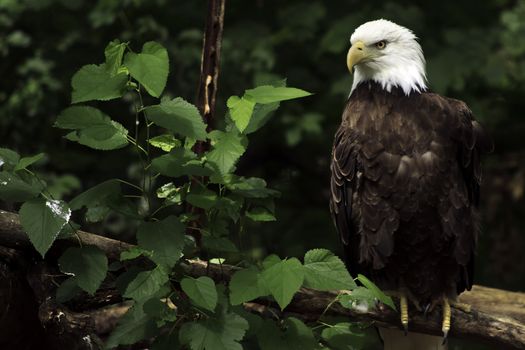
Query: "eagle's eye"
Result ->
[[375, 41, 386, 49]]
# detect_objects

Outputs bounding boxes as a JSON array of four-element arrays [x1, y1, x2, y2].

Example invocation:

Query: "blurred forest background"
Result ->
[[1, 0, 524, 348]]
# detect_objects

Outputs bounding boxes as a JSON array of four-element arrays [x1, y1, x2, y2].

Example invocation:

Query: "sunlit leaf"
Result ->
[[357, 274, 396, 310], [246, 207, 276, 222], [71, 64, 127, 103], [245, 85, 312, 104], [227, 95, 255, 133], [125, 41, 169, 97], [207, 130, 247, 175], [19, 198, 71, 257], [145, 97, 207, 140], [148, 134, 181, 152], [303, 249, 356, 291], [55, 106, 128, 150], [105, 39, 127, 75]]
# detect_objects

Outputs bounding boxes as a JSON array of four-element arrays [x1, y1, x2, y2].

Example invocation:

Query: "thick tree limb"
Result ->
[[0, 210, 524, 349]]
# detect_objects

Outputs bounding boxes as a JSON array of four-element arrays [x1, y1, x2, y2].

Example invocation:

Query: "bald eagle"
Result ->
[[330, 19, 492, 348]]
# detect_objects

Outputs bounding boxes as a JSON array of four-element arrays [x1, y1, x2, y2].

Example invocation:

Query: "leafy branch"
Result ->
[[0, 211, 524, 349]]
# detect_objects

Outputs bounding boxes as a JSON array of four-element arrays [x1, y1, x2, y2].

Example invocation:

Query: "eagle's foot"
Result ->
[[400, 293, 409, 335], [442, 296, 451, 345], [383, 290, 417, 335]]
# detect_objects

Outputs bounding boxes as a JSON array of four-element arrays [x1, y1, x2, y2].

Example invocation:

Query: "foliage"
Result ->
[[0, 40, 393, 349]]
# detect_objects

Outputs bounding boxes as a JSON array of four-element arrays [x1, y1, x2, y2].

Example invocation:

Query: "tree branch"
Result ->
[[0, 210, 524, 349], [196, 0, 226, 134], [189, 0, 226, 246]]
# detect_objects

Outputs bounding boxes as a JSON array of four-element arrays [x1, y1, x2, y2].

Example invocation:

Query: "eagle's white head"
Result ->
[[348, 19, 427, 96]]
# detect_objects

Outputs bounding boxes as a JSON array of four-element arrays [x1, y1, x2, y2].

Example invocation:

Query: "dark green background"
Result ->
[[1, 1, 524, 349]]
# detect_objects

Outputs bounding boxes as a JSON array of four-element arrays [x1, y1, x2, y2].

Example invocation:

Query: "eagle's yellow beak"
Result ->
[[347, 40, 367, 73]]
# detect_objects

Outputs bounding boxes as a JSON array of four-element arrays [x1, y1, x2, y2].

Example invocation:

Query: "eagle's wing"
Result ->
[[445, 99, 493, 292], [330, 125, 359, 274], [330, 120, 400, 276]]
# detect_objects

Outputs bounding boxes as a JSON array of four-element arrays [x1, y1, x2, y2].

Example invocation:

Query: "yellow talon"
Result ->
[[442, 297, 451, 344], [400, 293, 408, 335]]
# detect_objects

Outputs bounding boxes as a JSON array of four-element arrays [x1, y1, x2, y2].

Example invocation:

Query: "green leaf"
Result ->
[[262, 254, 282, 269], [151, 148, 212, 178], [19, 198, 71, 257], [145, 98, 207, 140], [71, 64, 127, 103], [179, 312, 249, 350], [136, 216, 185, 268], [245, 85, 312, 104], [106, 302, 158, 348], [58, 246, 108, 295], [303, 249, 356, 291], [105, 39, 127, 75], [338, 287, 376, 312], [180, 276, 218, 312], [244, 102, 280, 134], [246, 207, 276, 222], [55, 106, 128, 150], [228, 177, 279, 198], [229, 266, 268, 305], [207, 130, 247, 175], [56, 277, 82, 303], [148, 134, 181, 152], [227, 95, 255, 133], [258, 318, 317, 350], [156, 182, 183, 205], [0, 148, 20, 171], [261, 258, 304, 310], [125, 41, 169, 97], [186, 188, 218, 210], [357, 274, 396, 310], [69, 179, 120, 210], [14, 153, 44, 171], [0, 171, 42, 202], [321, 322, 367, 350], [120, 246, 149, 261], [124, 266, 169, 301]]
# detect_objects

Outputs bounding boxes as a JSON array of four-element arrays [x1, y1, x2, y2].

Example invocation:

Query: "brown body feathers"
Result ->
[[330, 82, 492, 303]]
